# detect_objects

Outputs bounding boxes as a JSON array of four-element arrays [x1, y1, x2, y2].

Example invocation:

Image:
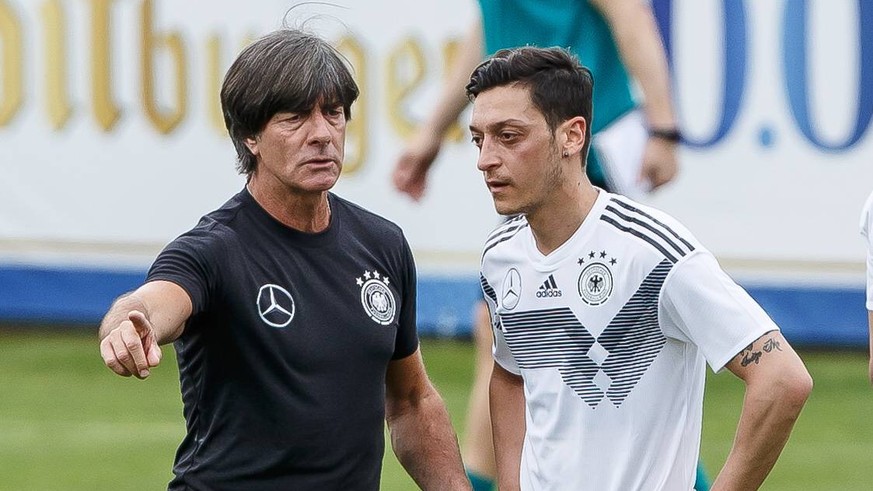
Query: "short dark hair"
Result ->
[[220, 29, 360, 176], [466, 46, 594, 162]]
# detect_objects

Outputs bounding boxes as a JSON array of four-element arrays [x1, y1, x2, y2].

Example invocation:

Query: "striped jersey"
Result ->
[[861, 190, 873, 310], [480, 190, 778, 490]]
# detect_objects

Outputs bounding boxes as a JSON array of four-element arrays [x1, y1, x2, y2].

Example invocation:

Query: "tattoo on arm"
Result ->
[[740, 343, 762, 367], [738, 333, 783, 367], [762, 337, 782, 353]]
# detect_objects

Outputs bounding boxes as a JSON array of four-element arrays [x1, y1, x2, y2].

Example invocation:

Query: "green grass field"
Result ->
[[1, 330, 871, 490]]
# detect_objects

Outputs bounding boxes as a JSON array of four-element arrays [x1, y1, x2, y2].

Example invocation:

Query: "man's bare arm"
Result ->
[[712, 330, 813, 490], [385, 348, 471, 490], [868, 310, 873, 385], [98, 280, 192, 379], [590, 0, 679, 189], [490, 362, 525, 491], [392, 19, 484, 200]]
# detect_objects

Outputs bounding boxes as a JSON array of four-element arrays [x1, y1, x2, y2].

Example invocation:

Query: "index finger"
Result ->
[[128, 310, 152, 336]]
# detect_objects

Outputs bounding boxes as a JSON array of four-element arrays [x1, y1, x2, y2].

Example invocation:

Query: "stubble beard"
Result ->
[[529, 148, 565, 217], [497, 148, 564, 219]]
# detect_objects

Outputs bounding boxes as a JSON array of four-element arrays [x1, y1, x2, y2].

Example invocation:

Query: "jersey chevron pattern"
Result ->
[[480, 190, 779, 490], [498, 259, 671, 408]]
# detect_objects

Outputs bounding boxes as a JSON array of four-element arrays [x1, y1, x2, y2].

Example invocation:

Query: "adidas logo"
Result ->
[[536, 274, 563, 298]]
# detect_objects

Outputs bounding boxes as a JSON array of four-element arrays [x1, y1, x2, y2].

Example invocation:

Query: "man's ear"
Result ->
[[244, 136, 260, 157], [561, 116, 587, 156]]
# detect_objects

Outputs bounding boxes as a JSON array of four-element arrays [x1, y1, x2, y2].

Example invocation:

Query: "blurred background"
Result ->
[[0, 0, 871, 488]]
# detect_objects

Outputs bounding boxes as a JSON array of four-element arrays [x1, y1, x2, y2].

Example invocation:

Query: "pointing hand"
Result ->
[[99, 310, 163, 379]]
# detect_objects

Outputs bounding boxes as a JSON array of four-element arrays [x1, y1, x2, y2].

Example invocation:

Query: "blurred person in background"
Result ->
[[471, 45, 812, 491], [98, 27, 471, 491], [392, 0, 689, 488], [861, 190, 873, 385]]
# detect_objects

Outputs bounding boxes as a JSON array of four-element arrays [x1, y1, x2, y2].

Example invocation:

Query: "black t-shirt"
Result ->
[[147, 188, 419, 491]]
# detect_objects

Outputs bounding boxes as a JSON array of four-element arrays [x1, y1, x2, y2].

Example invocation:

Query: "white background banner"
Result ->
[[1, 0, 870, 283]]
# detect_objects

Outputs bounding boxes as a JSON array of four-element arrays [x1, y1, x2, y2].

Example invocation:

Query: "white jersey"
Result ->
[[861, 191, 873, 310], [480, 190, 778, 491]]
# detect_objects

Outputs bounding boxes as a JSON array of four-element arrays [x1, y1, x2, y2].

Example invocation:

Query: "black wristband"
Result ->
[[648, 127, 682, 143]]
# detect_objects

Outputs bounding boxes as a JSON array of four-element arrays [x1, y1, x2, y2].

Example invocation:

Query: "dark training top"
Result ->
[[147, 188, 419, 491]]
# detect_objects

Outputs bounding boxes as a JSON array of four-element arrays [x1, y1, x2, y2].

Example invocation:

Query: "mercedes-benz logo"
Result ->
[[501, 268, 521, 310], [256, 284, 295, 328]]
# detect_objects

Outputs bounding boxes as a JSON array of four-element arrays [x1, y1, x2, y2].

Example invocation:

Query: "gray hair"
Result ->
[[220, 28, 359, 176]]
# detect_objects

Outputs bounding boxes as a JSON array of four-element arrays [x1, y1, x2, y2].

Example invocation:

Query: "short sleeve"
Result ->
[[391, 235, 420, 360], [660, 251, 779, 372], [146, 229, 218, 316], [481, 273, 521, 375], [860, 191, 873, 310]]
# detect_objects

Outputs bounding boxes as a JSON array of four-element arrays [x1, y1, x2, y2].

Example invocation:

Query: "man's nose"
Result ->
[[477, 138, 499, 171], [307, 111, 332, 145]]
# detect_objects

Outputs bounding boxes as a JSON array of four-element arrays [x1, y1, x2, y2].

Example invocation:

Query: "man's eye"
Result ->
[[471, 136, 482, 147]]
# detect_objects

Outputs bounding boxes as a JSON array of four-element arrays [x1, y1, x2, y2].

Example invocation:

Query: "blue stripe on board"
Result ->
[[0, 265, 867, 347], [0, 266, 146, 324], [744, 285, 868, 348]]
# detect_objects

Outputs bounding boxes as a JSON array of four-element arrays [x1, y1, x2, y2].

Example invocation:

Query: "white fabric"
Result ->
[[861, 191, 873, 310], [592, 110, 649, 199], [481, 190, 777, 491]]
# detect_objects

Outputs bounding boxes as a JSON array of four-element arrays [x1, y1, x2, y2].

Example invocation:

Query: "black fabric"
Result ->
[[147, 188, 419, 491]]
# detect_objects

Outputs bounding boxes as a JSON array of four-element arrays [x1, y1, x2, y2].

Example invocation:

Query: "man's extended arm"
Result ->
[[385, 348, 471, 490], [868, 311, 873, 385], [590, 0, 679, 189], [392, 20, 483, 200], [489, 362, 525, 491], [712, 330, 813, 489], [98, 280, 192, 379]]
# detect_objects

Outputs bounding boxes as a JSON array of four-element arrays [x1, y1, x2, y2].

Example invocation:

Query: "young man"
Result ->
[[98, 28, 471, 491], [469, 46, 812, 490], [861, 190, 873, 385], [392, 2, 683, 486]]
